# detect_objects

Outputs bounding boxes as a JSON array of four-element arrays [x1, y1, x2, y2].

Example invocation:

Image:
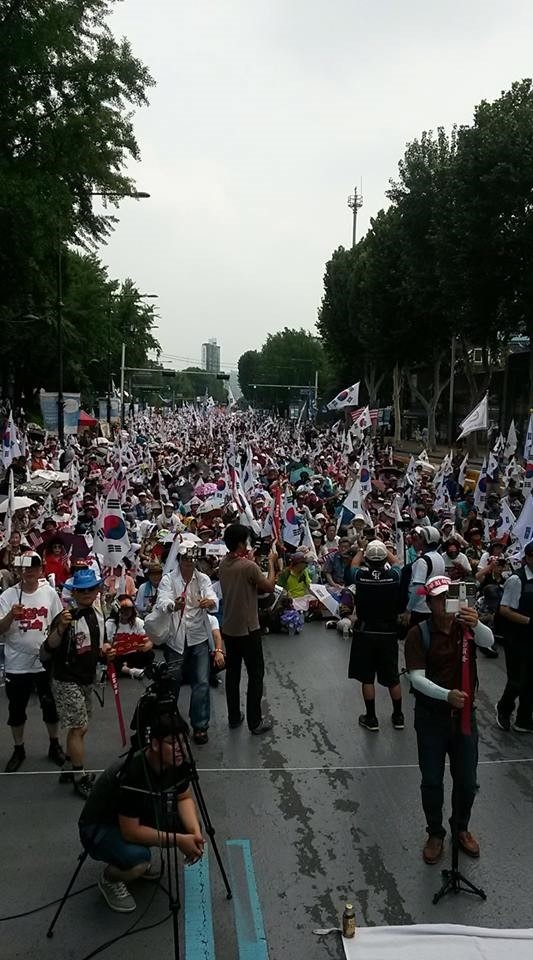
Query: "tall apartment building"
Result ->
[[201, 338, 221, 374]]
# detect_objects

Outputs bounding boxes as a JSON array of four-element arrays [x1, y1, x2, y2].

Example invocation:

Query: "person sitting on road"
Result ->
[[105, 595, 154, 678]]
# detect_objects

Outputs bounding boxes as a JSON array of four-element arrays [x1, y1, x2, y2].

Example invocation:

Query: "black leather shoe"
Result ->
[[229, 712, 245, 729], [48, 741, 67, 767], [5, 747, 25, 773]]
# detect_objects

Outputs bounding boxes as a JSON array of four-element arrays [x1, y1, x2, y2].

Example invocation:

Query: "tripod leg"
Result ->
[[46, 849, 89, 938], [457, 875, 487, 900], [190, 778, 232, 900]]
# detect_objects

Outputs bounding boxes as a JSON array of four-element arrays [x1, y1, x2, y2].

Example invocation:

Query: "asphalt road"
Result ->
[[1, 623, 532, 960]]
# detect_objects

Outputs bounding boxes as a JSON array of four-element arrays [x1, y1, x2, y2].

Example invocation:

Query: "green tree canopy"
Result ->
[[238, 328, 332, 412], [0, 0, 154, 323]]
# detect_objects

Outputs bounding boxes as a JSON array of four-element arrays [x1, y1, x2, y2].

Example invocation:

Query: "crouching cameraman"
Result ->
[[78, 712, 204, 913]]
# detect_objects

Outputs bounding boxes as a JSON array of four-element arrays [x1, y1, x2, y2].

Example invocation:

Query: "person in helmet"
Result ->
[[407, 526, 446, 626], [348, 540, 404, 732]]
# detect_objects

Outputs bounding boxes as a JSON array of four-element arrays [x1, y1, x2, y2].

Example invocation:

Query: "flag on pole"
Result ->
[[158, 470, 170, 504], [343, 429, 353, 456], [241, 448, 255, 495], [327, 382, 360, 411], [456, 394, 488, 441], [3, 470, 15, 542], [301, 520, 318, 560], [491, 433, 505, 458], [93, 482, 130, 566], [523, 413, 533, 463], [393, 495, 405, 562], [512, 493, 533, 548], [494, 498, 516, 544], [359, 447, 373, 497], [281, 492, 303, 547], [350, 406, 372, 430], [504, 420, 517, 460], [226, 383, 237, 409], [473, 457, 488, 511], [458, 454, 469, 489], [2, 411, 22, 469], [340, 478, 364, 524]]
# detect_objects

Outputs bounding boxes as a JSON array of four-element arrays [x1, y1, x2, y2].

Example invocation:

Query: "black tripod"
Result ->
[[432, 820, 487, 905]]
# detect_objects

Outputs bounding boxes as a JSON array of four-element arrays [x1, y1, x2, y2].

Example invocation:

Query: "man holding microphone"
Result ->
[[405, 576, 495, 865]]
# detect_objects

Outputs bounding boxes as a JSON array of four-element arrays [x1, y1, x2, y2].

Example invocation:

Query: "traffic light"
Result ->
[[216, 373, 230, 380]]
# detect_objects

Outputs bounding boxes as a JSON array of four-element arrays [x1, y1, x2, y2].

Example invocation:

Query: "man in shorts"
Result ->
[[45, 568, 112, 799], [0, 551, 66, 771], [348, 540, 404, 731]]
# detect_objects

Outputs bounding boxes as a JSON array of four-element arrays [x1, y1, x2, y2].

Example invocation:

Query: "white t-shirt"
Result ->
[[106, 616, 147, 649], [408, 550, 446, 614], [0, 582, 63, 674]]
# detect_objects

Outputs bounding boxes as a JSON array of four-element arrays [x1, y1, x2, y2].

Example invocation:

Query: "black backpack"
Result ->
[[398, 554, 433, 613]]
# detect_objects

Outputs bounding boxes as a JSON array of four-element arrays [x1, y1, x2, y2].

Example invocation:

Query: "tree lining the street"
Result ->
[[317, 80, 533, 447], [0, 0, 156, 411]]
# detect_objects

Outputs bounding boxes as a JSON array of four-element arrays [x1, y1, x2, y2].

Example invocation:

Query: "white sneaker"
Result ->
[[98, 873, 136, 912], [128, 668, 145, 680]]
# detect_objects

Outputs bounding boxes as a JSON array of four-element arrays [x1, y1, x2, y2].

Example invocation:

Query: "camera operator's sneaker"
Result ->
[[358, 714, 379, 732], [98, 873, 136, 913]]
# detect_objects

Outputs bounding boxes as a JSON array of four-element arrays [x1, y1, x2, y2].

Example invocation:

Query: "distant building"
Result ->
[[201, 338, 221, 374]]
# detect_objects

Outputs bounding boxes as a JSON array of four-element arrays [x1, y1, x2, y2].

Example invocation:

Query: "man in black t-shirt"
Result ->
[[79, 713, 204, 913]]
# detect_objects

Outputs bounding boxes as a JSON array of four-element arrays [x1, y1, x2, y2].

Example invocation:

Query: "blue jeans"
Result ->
[[80, 823, 150, 870], [164, 640, 210, 731], [414, 702, 478, 838]]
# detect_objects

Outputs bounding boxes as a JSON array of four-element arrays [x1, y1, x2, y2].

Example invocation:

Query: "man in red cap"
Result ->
[[405, 575, 495, 865]]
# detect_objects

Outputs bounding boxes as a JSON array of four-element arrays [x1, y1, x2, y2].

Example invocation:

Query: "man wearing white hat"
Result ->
[[348, 540, 404, 732], [405, 575, 495, 865]]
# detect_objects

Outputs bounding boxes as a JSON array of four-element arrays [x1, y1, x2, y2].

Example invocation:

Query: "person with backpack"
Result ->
[[495, 541, 533, 733], [405, 576, 495, 865], [404, 526, 445, 625], [348, 540, 404, 732]]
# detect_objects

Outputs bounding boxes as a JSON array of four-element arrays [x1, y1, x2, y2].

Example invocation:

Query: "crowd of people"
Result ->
[[1, 404, 532, 910]]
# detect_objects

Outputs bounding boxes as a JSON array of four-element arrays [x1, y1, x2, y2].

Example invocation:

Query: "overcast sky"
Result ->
[[100, 0, 533, 374]]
